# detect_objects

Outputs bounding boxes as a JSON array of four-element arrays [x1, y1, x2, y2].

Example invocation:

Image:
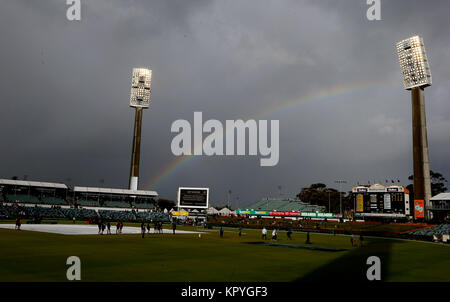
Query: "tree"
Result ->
[[407, 170, 448, 199], [156, 198, 176, 211], [296, 183, 350, 213]]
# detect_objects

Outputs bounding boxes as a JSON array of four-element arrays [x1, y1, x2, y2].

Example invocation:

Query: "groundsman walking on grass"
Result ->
[[15, 217, 21, 230], [272, 229, 277, 241], [287, 228, 292, 240], [141, 222, 145, 238], [262, 227, 267, 240], [305, 231, 311, 244]]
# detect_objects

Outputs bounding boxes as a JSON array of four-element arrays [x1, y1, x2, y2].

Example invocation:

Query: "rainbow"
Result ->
[[144, 81, 395, 190]]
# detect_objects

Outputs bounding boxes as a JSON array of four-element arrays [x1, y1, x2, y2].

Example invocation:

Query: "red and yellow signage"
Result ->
[[268, 211, 302, 217]]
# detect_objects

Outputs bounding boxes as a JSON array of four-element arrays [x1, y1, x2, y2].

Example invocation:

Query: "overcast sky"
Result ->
[[1, 0, 449, 207]]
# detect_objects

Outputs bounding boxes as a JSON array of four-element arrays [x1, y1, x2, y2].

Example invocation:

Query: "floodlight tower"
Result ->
[[396, 36, 432, 220], [128, 68, 152, 191], [334, 180, 347, 216]]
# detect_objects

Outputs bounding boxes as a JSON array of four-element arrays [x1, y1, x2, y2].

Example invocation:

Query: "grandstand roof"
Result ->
[[430, 193, 450, 201], [0, 179, 68, 189], [74, 186, 158, 197]]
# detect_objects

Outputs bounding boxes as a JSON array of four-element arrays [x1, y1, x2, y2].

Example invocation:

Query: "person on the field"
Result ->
[[98, 220, 102, 234], [120, 222, 124, 234], [305, 231, 311, 244], [116, 220, 120, 234], [15, 217, 21, 230], [272, 229, 277, 241], [141, 222, 145, 238], [146, 222, 151, 234], [172, 221, 176, 234], [351, 234, 356, 247], [262, 227, 267, 240], [220, 227, 224, 238], [287, 228, 292, 240], [238, 226, 242, 237], [107, 222, 111, 235]]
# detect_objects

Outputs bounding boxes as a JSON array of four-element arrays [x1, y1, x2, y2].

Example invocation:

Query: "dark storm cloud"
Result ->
[[1, 0, 449, 206]]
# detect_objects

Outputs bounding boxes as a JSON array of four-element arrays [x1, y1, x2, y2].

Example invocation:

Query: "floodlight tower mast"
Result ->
[[396, 36, 432, 221], [128, 68, 152, 191]]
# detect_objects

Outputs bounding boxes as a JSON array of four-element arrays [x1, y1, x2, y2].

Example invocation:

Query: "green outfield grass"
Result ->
[[0, 224, 448, 282]]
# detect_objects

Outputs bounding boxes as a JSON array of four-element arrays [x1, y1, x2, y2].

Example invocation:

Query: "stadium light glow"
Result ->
[[396, 35, 432, 90]]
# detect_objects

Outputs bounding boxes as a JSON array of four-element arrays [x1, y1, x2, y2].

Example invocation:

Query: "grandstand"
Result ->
[[73, 186, 157, 209], [0, 179, 158, 209], [246, 198, 325, 213], [0, 178, 167, 223], [429, 193, 450, 222], [1, 179, 68, 205], [0, 204, 169, 223]]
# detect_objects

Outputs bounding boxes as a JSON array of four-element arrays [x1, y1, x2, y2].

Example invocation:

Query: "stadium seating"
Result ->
[[246, 198, 325, 213], [104, 201, 131, 208], [0, 203, 169, 223], [98, 209, 135, 221], [41, 196, 67, 205], [0, 204, 22, 218], [26, 206, 66, 219], [60, 208, 97, 219], [134, 203, 155, 209], [6, 194, 40, 204], [0, 205, 65, 219], [410, 224, 450, 236], [97, 209, 170, 222], [0, 205, 11, 218], [75, 200, 99, 207]]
